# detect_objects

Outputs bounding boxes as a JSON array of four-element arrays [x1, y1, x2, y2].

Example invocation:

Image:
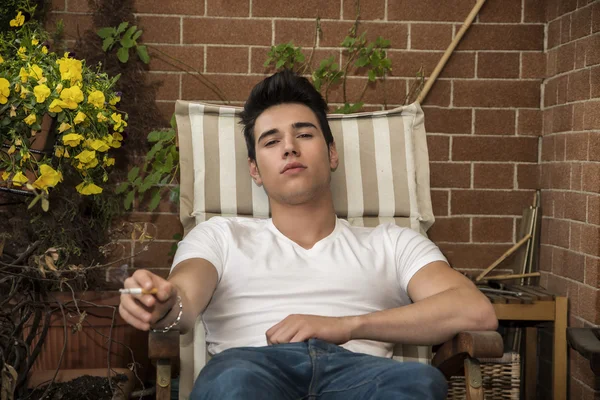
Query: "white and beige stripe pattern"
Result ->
[[174, 100, 436, 399]]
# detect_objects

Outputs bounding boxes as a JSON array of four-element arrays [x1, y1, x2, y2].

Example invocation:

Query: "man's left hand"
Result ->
[[266, 314, 357, 345]]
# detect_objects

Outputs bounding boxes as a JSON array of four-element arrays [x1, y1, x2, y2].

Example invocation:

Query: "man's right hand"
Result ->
[[119, 269, 178, 331]]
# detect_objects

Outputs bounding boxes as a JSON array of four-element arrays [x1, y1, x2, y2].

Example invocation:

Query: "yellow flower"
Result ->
[[111, 113, 127, 131], [20, 87, 29, 99], [33, 84, 51, 103], [17, 47, 26, 60], [0, 55, 4, 64], [31, 38, 39, 45], [29, 64, 44, 81], [55, 83, 63, 93], [10, 11, 25, 27], [55, 146, 64, 157], [88, 139, 109, 152], [104, 157, 115, 167], [75, 149, 96, 164], [24, 113, 36, 125], [56, 56, 83, 84], [109, 96, 120, 106], [12, 171, 28, 186], [112, 132, 124, 141], [62, 133, 84, 147], [97, 112, 108, 122], [42, 46, 48, 54], [0, 78, 9, 104], [19, 67, 29, 83], [48, 99, 68, 113], [74, 111, 86, 124], [88, 90, 105, 108], [7, 145, 16, 155], [76, 182, 103, 195], [20, 151, 30, 163], [9, 105, 16, 117], [58, 122, 71, 133], [59, 86, 84, 109], [1, 171, 9, 181], [33, 164, 62, 190]]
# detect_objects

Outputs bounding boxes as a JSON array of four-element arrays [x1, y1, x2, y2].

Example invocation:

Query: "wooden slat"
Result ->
[[553, 297, 568, 400], [493, 302, 556, 321]]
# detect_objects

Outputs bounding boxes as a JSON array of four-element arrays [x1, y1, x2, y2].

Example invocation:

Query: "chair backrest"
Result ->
[[174, 100, 435, 399]]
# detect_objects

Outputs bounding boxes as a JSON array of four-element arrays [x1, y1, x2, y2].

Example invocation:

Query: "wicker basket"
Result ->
[[446, 352, 520, 400]]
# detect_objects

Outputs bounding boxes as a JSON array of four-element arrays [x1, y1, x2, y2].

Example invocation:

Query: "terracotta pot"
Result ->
[[24, 291, 150, 381]]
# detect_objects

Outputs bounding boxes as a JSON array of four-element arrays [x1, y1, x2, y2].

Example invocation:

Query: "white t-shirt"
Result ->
[[171, 216, 447, 358]]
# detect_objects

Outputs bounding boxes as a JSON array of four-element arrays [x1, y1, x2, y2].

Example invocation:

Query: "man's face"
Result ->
[[249, 103, 338, 206]]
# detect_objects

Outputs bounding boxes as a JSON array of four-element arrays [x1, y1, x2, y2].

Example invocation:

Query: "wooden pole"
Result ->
[[475, 234, 532, 282], [417, 0, 487, 104], [479, 272, 541, 281]]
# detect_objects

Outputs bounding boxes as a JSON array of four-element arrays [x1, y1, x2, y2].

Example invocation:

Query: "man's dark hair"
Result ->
[[240, 69, 334, 161]]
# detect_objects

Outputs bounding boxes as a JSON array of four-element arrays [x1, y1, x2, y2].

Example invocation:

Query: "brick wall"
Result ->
[[538, 0, 600, 398]]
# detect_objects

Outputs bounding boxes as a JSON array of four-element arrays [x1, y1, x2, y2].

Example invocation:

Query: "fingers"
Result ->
[[119, 302, 150, 331]]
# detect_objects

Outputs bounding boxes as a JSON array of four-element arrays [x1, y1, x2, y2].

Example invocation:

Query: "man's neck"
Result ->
[[270, 194, 337, 250]]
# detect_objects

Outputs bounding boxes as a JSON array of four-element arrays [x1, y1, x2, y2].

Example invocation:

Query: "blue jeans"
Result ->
[[191, 339, 447, 399]]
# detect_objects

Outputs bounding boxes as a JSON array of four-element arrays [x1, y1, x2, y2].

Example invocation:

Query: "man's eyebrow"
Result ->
[[257, 122, 318, 143]]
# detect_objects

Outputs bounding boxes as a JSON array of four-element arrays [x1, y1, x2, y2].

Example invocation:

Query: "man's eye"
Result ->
[[298, 133, 312, 138], [265, 140, 277, 146]]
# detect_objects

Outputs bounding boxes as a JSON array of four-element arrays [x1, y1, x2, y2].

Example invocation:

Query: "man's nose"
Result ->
[[282, 137, 300, 157]]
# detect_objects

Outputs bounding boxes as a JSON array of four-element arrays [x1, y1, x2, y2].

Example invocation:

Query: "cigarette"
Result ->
[[119, 288, 158, 295]]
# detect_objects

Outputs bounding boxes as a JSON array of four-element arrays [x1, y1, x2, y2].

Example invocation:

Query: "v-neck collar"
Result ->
[[267, 217, 341, 252]]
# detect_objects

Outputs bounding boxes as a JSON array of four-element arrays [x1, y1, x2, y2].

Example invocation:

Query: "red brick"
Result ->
[[137, 188, 179, 213], [274, 20, 319, 47], [137, 16, 180, 44], [46, 13, 93, 38], [437, 243, 512, 270], [478, 0, 521, 22], [458, 24, 544, 51], [134, 241, 175, 269], [206, 0, 249, 17], [584, 100, 600, 129], [183, 18, 271, 45], [546, 0, 560, 22], [421, 80, 451, 107], [388, 0, 474, 22], [565, 192, 589, 222], [148, 45, 204, 73], [518, 109, 542, 136], [572, 6, 593, 40], [541, 136, 555, 161], [573, 103, 586, 131], [135, 0, 204, 14], [128, 213, 183, 241], [206, 47, 248, 73], [560, 15, 572, 45], [548, 163, 572, 190], [548, 20, 561, 50], [454, 80, 540, 108], [544, 77, 559, 107], [253, 0, 339, 18], [522, 52, 546, 79], [585, 256, 599, 287], [67, 0, 91, 12], [566, 133, 589, 160], [572, 222, 583, 251], [556, 75, 569, 105], [590, 130, 600, 161], [472, 217, 513, 243], [51, 0, 65, 11], [576, 38, 588, 69], [387, 51, 475, 78], [583, 163, 600, 193], [451, 190, 535, 216], [568, 69, 591, 102], [559, 0, 579, 15], [572, 163, 583, 191], [546, 48, 558, 77], [474, 163, 514, 189], [594, 1, 600, 33], [181, 74, 263, 102], [579, 285, 600, 324], [410, 24, 452, 50], [430, 162, 470, 188], [591, 65, 600, 98], [428, 217, 470, 242], [155, 101, 176, 126], [547, 219, 570, 248], [477, 52, 520, 79], [327, 78, 405, 105], [581, 223, 600, 257], [474, 109, 516, 136], [552, 104, 574, 133], [343, 0, 385, 20], [427, 135, 450, 162], [422, 107, 471, 134], [540, 245, 553, 271], [557, 42, 576, 74], [319, 21, 409, 50], [253, 48, 338, 75], [524, 0, 546, 23], [517, 164, 541, 189], [431, 189, 449, 216], [586, 34, 600, 66], [453, 136, 538, 162], [555, 248, 586, 281], [146, 73, 180, 101]]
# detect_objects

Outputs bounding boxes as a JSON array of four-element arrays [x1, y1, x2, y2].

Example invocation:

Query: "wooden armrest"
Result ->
[[432, 331, 504, 379], [567, 328, 600, 375], [149, 330, 180, 360]]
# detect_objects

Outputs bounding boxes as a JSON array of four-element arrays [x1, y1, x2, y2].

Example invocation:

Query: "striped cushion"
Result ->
[[174, 100, 435, 399]]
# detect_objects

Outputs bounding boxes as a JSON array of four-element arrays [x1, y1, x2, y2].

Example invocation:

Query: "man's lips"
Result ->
[[281, 162, 307, 174]]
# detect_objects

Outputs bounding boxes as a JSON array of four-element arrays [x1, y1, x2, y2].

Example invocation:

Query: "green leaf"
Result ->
[[165, 152, 174, 171], [170, 113, 177, 130], [276, 59, 285, 69], [117, 47, 129, 63], [169, 186, 180, 204], [124, 190, 135, 210], [368, 69, 376, 82], [132, 29, 143, 42], [136, 45, 150, 64], [115, 181, 129, 194], [121, 37, 134, 49], [97, 27, 115, 39], [123, 26, 137, 41], [148, 188, 161, 211], [146, 142, 163, 162], [147, 130, 162, 142], [102, 37, 114, 52], [27, 195, 41, 209], [127, 166, 140, 182], [133, 176, 143, 186], [41, 198, 49, 212], [116, 22, 129, 34]]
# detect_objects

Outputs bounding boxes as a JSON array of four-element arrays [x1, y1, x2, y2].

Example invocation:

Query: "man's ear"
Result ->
[[248, 157, 262, 186], [329, 142, 339, 171]]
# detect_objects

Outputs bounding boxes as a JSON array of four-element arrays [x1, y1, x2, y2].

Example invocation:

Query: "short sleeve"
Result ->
[[171, 217, 229, 280], [390, 225, 448, 293]]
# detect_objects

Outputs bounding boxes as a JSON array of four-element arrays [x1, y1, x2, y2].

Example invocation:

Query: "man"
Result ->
[[119, 70, 498, 399]]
